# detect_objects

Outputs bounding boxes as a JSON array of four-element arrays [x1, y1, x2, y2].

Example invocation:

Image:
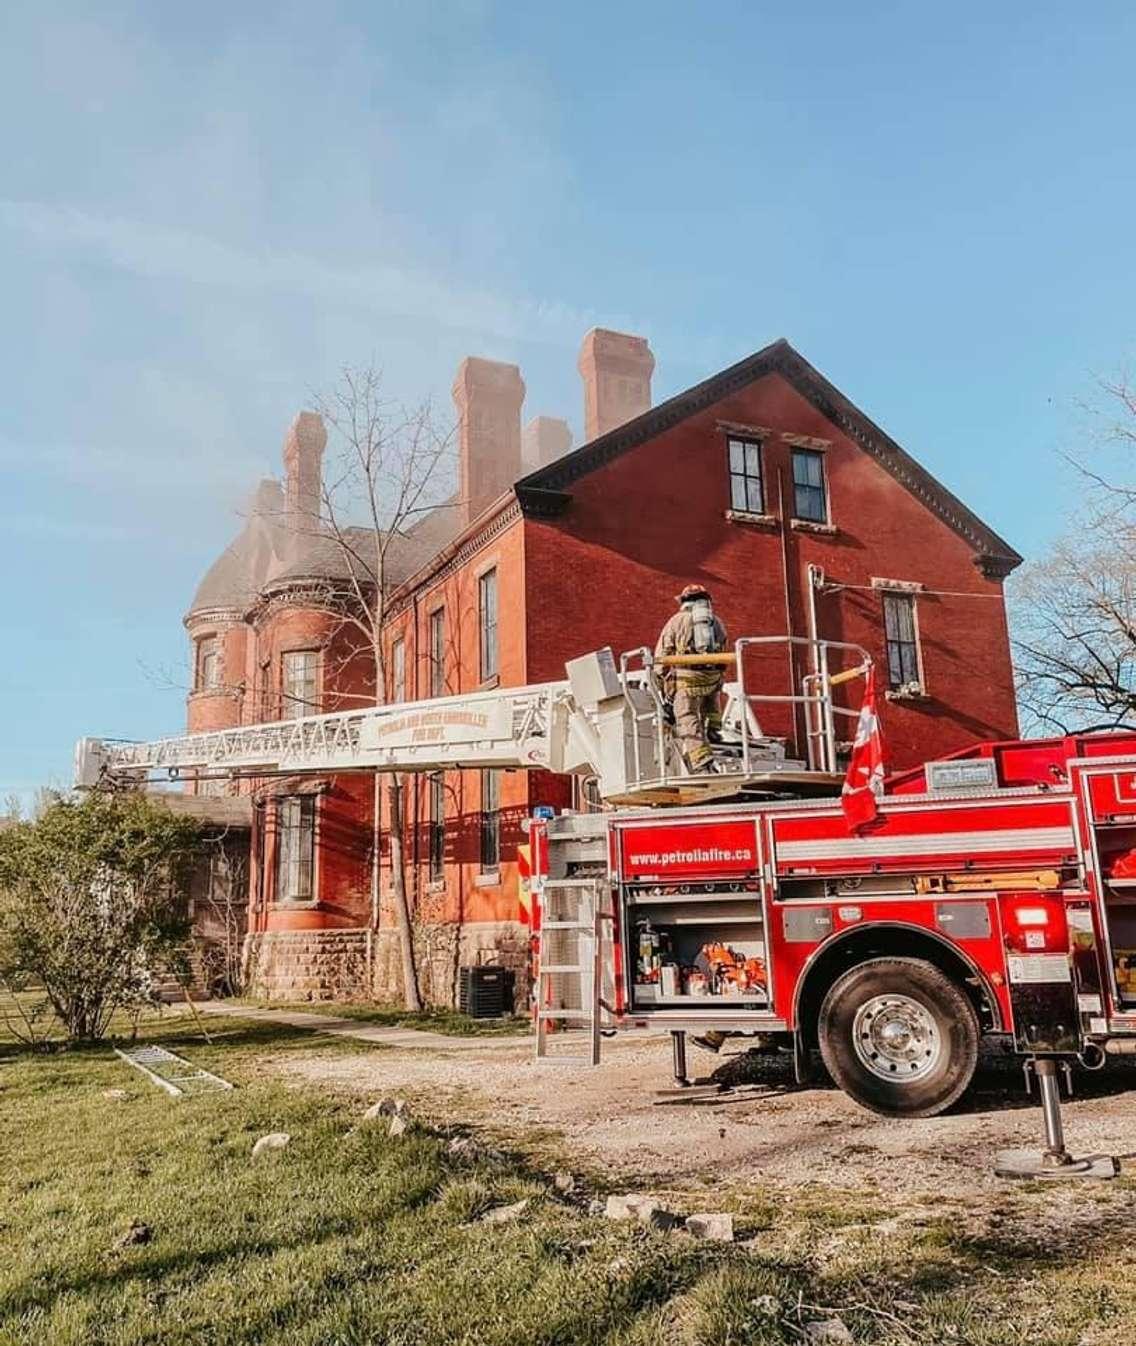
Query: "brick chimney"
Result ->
[[521, 416, 572, 472], [282, 411, 326, 525], [577, 328, 655, 442], [452, 357, 526, 521]]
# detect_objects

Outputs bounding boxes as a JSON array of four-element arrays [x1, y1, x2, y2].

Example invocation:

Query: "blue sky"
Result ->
[[2, 1, 1134, 804]]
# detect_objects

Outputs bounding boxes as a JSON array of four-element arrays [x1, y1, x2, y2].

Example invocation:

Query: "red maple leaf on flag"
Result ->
[[842, 665, 886, 832]]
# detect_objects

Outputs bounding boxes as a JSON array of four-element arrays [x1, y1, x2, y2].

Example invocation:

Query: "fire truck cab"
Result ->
[[532, 730, 1136, 1118]]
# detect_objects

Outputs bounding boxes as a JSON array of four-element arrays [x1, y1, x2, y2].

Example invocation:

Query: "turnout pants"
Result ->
[[672, 684, 722, 770]]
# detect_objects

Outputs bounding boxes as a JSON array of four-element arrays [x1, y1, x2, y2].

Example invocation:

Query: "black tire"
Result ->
[[817, 956, 979, 1118]]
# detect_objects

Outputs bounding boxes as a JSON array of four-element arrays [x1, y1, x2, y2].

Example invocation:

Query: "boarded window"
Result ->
[[727, 438, 764, 514], [429, 608, 445, 697], [282, 650, 318, 719], [276, 796, 316, 902], [883, 591, 922, 690], [792, 448, 828, 523], [428, 773, 445, 881], [480, 769, 500, 873], [479, 569, 499, 682]]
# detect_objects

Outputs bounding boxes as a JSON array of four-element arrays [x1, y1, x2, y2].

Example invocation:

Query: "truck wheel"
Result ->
[[817, 957, 978, 1118]]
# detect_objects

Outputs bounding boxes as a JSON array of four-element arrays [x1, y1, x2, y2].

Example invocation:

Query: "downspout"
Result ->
[[412, 591, 421, 875], [804, 563, 826, 770], [776, 468, 804, 759]]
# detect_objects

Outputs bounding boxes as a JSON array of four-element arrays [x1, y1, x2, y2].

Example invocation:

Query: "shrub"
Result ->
[[0, 792, 203, 1041]]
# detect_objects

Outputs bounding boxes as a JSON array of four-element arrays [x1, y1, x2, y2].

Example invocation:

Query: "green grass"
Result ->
[[2, 1014, 1135, 1344], [231, 997, 531, 1037]]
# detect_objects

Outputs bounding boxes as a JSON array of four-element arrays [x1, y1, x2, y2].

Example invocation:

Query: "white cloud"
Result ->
[[0, 198, 609, 349]]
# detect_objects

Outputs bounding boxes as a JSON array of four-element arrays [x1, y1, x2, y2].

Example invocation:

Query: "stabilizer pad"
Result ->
[[994, 1149, 1120, 1181]]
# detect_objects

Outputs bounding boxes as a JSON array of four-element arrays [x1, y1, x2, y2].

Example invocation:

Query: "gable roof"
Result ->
[[515, 338, 1022, 579]]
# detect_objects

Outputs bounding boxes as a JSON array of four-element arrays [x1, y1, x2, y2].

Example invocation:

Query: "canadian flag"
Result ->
[[842, 666, 886, 832]]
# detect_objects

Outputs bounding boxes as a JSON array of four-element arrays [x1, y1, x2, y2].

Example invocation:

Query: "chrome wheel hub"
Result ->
[[852, 993, 941, 1083]]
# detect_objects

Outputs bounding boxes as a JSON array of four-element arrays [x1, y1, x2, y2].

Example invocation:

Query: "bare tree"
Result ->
[[1013, 373, 1136, 733], [277, 365, 457, 1010]]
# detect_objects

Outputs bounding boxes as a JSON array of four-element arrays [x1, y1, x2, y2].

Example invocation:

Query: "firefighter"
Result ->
[[654, 584, 728, 772]]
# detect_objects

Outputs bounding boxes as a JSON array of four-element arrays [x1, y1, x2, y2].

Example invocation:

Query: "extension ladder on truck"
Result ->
[[534, 877, 611, 1065]]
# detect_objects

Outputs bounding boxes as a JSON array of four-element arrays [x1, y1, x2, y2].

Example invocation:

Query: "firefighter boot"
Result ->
[[691, 1030, 729, 1053]]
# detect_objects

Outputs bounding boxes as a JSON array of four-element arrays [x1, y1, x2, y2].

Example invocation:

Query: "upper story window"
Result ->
[[480, 768, 501, 874], [792, 448, 828, 523], [882, 591, 923, 692], [390, 637, 406, 703], [728, 437, 764, 514], [195, 637, 221, 692], [429, 607, 445, 697], [276, 795, 316, 902], [479, 569, 499, 682], [282, 649, 319, 719]]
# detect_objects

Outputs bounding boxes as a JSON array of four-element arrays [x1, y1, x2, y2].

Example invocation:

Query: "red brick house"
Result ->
[[183, 330, 1021, 1004]]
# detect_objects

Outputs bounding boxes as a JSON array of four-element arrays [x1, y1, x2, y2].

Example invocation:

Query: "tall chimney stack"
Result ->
[[577, 328, 655, 442], [452, 357, 526, 521], [522, 416, 572, 471], [282, 411, 326, 525]]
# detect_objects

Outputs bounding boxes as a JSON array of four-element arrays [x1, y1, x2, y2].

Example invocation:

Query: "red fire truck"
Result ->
[[530, 728, 1136, 1139], [78, 634, 1133, 1173]]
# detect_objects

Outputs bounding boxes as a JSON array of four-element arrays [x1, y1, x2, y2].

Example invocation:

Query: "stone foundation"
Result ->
[[371, 920, 531, 1010], [243, 921, 530, 1008], [244, 928, 370, 1001]]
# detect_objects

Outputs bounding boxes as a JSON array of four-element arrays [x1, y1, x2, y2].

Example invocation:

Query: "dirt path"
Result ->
[[200, 1002, 525, 1051], [275, 1033, 1136, 1204]]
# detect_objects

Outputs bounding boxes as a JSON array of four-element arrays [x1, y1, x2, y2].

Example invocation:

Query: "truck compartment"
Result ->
[[1092, 825, 1136, 1005], [625, 887, 768, 1010]]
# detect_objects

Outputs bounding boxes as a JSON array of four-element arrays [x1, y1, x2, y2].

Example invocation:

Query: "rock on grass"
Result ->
[[251, 1132, 291, 1158], [804, 1319, 853, 1344], [363, 1098, 407, 1122], [685, 1212, 734, 1242], [604, 1194, 678, 1230], [113, 1221, 152, 1249], [478, 1199, 530, 1225]]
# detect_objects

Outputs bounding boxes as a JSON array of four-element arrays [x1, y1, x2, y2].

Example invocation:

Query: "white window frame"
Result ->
[[281, 649, 319, 719], [479, 569, 499, 683], [275, 795, 317, 903], [390, 636, 406, 703], [727, 436, 765, 516]]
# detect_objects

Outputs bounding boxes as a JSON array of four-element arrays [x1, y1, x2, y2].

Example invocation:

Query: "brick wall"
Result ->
[[524, 369, 1018, 771]]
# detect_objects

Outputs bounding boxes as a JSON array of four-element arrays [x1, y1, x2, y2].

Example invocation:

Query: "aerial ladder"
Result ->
[[76, 637, 868, 802]]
